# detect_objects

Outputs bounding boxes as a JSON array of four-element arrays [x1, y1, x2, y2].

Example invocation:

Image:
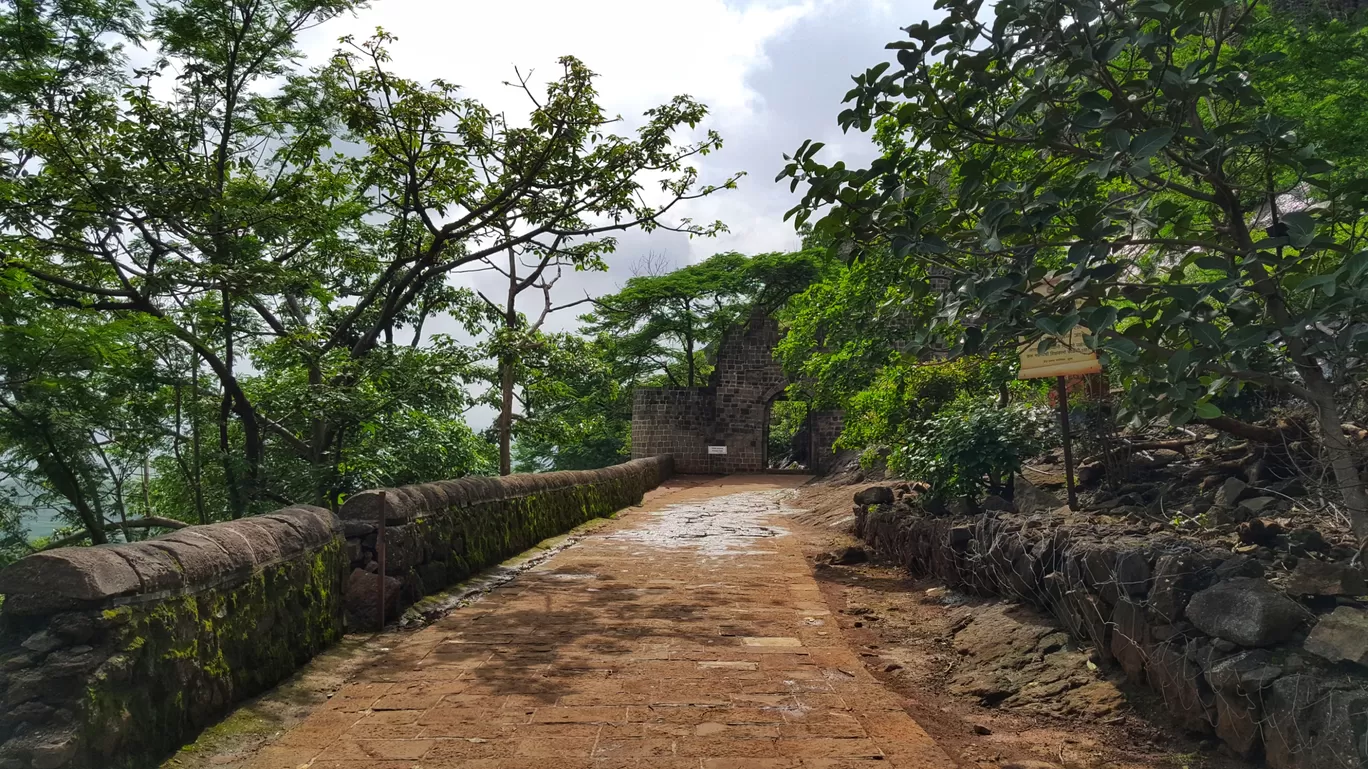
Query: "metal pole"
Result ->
[[377, 492, 388, 632], [1056, 376, 1079, 510]]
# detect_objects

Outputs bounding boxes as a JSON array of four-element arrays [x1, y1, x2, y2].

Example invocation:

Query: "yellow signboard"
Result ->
[[1018, 326, 1102, 380]]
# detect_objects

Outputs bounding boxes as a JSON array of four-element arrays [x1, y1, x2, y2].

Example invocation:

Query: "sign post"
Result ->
[[1018, 326, 1101, 511]]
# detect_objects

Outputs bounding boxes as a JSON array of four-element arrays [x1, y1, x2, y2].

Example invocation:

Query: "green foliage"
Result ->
[[892, 397, 1055, 501], [767, 400, 809, 468], [512, 334, 634, 473], [840, 357, 1014, 452], [585, 250, 828, 389], [0, 0, 730, 543], [781, 0, 1368, 537]]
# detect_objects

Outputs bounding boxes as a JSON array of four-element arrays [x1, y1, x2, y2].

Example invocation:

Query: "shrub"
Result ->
[[839, 356, 1015, 452], [891, 395, 1056, 501]]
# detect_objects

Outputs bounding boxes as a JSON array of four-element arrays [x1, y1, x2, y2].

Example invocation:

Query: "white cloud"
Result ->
[[299, 0, 817, 121]]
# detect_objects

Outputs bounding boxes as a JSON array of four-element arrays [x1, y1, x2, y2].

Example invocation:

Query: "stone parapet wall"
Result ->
[[0, 507, 345, 769], [856, 502, 1368, 769], [0, 457, 673, 769], [338, 455, 675, 626]]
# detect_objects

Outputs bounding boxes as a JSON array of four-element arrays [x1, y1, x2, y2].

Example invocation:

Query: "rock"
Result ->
[[1149, 553, 1211, 623], [981, 495, 1015, 513], [1110, 598, 1149, 683], [971, 722, 992, 735], [1187, 578, 1309, 647], [1238, 496, 1278, 515], [1152, 448, 1184, 466], [1263, 673, 1368, 769], [947, 526, 973, 548], [1287, 527, 1330, 556], [28, 734, 77, 769], [830, 546, 868, 566], [1146, 641, 1215, 735], [1014, 475, 1064, 514], [21, 630, 64, 654], [48, 613, 97, 645], [1304, 606, 1368, 668], [344, 567, 402, 629], [0, 549, 142, 614], [1287, 561, 1367, 597], [1077, 462, 1105, 486], [853, 486, 894, 506], [342, 520, 375, 538], [1214, 555, 1265, 581], [1214, 477, 1252, 508], [1115, 550, 1151, 597]]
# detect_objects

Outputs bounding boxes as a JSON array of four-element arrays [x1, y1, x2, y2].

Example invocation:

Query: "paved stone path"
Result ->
[[246, 477, 956, 769]]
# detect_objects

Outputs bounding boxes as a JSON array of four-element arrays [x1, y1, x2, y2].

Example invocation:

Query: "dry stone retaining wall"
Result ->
[[856, 501, 1368, 769], [0, 456, 673, 769]]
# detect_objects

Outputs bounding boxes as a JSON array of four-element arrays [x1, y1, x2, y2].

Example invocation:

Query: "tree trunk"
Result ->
[[499, 353, 514, 476], [1307, 381, 1368, 541]]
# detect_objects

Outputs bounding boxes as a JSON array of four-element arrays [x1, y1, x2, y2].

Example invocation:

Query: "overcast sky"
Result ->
[[295, 0, 935, 425]]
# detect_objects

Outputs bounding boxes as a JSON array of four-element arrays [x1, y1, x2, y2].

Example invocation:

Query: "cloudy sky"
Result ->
[[295, 0, 935, 425], [297, 0, 931, 319]]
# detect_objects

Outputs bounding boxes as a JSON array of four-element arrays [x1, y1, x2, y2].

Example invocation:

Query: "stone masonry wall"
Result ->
[[632, 312, 788, 473], [0, 457, 674, 769], [337, 456, 674, 626], [856, 500, 1368, 769], [0, 507, 345, 769]]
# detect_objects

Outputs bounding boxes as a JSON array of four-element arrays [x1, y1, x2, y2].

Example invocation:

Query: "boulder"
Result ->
[[1238, 496, 1278, 516], [1148, 553, 1211, 623], [1287, 527, 1330, 556], [1304, 606, 1368, 668], [982, 495, 1015, 513], [1287, 561, 1367, 597], [1014, 475, 1063, 514], [1187, 578, 1309, 647], [1145, 640, 1215, 734], [1204, 649, 1283, 758], [1214, 477, 1252, 508], [1110, 597, 1149, 683], [344, 567, 402, 629], [853, 486, 894, 506], [1263, 673, 1368, 769]]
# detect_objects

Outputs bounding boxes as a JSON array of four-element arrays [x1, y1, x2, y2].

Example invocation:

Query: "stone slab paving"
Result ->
[[246, 477, 956, 769]]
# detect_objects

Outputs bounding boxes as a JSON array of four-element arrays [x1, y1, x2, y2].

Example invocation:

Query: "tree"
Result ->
[[584, 250, 827, 387], [0, 0, 735, 517], [781, 0, 1368, 539]]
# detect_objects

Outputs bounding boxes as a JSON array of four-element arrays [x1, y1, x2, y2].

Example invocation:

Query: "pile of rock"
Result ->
[[854, 486, 1368, 769]]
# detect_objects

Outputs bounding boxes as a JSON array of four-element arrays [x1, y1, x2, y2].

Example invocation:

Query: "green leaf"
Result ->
[[1130, 128, 1174, 159], [1194, 401, 1222, 419], [1281, 212, 1317, 249]]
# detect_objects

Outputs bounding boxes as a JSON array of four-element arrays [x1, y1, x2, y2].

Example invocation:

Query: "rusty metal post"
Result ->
[[377, 491, 388, 632], [1056, 376, 1079, 510]]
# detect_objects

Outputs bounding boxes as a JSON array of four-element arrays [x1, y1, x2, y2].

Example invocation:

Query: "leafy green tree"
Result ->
[[585, 250, 827, 387], [782, 0, 1368, 539], [512, 333, 638, 472], [0, 0, 734, 523]]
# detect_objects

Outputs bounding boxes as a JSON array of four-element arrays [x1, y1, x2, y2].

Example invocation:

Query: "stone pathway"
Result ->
[[243, 476, 956, 769]]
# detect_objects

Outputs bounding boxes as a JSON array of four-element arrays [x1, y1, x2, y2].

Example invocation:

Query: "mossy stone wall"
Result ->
[[339, 455, 674, 624]]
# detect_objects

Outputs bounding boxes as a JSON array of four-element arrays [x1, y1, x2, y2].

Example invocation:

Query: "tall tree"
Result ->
[[781, 0, 1368, 539], [0, 0, 735, 514]]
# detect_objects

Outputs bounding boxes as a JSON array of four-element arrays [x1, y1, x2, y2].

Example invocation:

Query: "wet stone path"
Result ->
[[246, 476, 956, 769]]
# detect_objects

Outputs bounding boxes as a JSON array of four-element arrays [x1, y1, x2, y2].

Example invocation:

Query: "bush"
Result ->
[[839, 356, 1015, 452], [890, 395, 1055, 501]]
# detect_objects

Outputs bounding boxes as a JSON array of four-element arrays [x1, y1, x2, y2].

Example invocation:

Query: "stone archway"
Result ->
[[631, 310, 844, 474]]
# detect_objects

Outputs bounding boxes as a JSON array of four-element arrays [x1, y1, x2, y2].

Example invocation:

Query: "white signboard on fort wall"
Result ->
[[707, 445, 728, 455]]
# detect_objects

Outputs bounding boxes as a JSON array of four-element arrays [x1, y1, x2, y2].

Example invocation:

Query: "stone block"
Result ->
[[1304, 606, 1368, 668], [0, 548, 142, 614], [1287, 561, 1367, 597], [1187, 578, 1309, 647]]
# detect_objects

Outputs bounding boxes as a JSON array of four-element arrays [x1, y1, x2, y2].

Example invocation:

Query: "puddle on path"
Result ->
[[605, 489, 798, 556]]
